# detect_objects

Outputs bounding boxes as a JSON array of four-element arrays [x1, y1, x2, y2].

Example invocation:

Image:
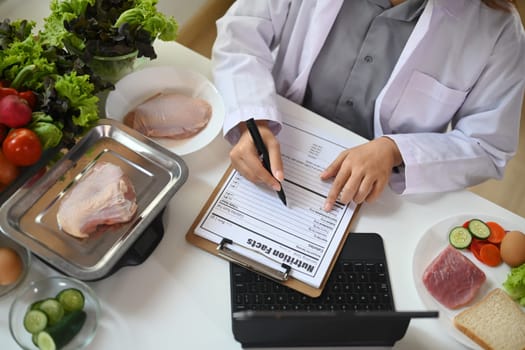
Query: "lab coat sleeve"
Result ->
[[211, 0, 292, 144], [386, 16, 525, 194]]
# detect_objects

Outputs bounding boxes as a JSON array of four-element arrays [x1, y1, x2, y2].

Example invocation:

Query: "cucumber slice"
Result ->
[[36, 331, 56, 350], [23, 310, 48, 334], [449, 226, 472, 249], [32, 333, 39, 346], [45, 310, 87, 349], [38, 299, 64, 326], [468, 219, 491, 239], [30, 300, 45, 311], [56, 288, 85, 312]]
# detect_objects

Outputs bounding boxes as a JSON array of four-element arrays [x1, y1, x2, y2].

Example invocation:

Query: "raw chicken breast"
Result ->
[[124, 92, 212, 139], [57, 162, 138, 238]]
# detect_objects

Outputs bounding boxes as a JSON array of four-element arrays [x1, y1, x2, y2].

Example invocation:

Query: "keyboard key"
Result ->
[[335, 272, 346, 282], [264, 294, 274, 304], [235, 283, 247, 292], [230, 258, 394, 313], [276, 294, 287, 304], [288, 293, 299, 304], [365, 263, 376, 272]]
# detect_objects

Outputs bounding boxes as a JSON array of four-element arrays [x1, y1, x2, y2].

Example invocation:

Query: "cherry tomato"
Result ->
[[18, 91, 37, 109], [2, 128, 42, 166], [0, 149, 19, 186], [0, 87, 17, 99]]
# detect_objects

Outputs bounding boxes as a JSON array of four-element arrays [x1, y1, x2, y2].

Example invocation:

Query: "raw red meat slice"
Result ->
[[57, 162, 137, 238], [422, 245, 486, 309]]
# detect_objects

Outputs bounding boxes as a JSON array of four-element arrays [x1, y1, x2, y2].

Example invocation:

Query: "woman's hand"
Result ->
[[321, 137, 403, 211], [229, 120, 284, 191]]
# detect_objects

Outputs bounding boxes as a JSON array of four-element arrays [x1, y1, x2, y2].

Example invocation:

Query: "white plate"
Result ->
[[105, 65, 225, 155], [412, 214, 524, 349]]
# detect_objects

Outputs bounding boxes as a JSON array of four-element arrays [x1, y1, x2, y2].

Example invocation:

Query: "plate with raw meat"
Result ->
[[0, 119, 188, 280], [412, 214, 524, 349], [105, 65, 225, 155]]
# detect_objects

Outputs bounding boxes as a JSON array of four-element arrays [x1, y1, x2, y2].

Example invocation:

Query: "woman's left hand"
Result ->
[[321, 137, 403, 211]]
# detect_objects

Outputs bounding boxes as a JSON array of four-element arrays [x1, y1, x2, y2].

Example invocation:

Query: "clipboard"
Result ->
[[186, 164, 361, 298]]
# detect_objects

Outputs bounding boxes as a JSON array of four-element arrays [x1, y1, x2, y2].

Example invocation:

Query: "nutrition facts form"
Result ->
[[194, 115, 359, 288]]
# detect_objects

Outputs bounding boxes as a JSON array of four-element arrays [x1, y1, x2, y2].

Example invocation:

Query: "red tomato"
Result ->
[[2, 128, 42, 166], [0, 149, 19, 186]]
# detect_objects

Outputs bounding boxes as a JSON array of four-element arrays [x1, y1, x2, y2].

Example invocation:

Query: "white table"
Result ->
[[1, 41, 524, 350]]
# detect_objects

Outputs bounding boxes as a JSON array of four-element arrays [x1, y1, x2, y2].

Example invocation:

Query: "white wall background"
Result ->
[[0, 0, 207, 29]]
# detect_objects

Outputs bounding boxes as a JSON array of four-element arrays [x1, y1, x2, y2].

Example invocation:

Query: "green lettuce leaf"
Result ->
[[54, 72, 99, 129], [0, 38, 56, 91], [29, 112, 64, 150], [503, 263, 525, 306], [115, 0, 178, 41], [0, 18, 35, 50]]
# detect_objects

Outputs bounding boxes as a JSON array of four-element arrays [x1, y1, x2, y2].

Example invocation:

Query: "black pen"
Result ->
[[245, 118, 287, 206]]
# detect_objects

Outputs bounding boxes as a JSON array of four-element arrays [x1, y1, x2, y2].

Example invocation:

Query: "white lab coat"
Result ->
[[212, 0, 525, 194]]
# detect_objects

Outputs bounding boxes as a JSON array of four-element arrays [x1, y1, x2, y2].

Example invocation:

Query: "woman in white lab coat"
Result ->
[[212, 0, 525, 210]]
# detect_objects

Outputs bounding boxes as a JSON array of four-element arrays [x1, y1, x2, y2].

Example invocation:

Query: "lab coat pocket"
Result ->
[[389, 71, 467, 133]]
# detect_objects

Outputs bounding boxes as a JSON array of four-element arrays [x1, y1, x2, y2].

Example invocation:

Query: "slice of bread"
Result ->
[[453, 288, 525, 350]]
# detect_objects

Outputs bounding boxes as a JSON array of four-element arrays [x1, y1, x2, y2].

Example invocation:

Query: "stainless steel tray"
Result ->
[[0, 119, 188, 280]]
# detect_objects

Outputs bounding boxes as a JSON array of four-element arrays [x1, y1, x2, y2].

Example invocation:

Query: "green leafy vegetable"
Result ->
[[41, 0, 178, 60], [115, 0, 178, 41], [0, 37, 56, 92], [0, 18, 108, 149], [54, 72, 99, 128], [503, 263, 525, 306], [0, 0, 178, 162], [0, 19, 36, 50], [29, 112, 64, 150]]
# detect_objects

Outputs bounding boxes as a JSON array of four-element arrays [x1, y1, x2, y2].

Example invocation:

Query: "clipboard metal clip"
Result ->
[[217, 238, 291, 282]]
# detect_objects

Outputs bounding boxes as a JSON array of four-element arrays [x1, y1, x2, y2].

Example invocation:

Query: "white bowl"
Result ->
[[105, 65, 225, 155], [9, 276, 100, 350]]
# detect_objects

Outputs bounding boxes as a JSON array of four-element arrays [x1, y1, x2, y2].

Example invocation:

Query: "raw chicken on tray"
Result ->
[[57, 162, 138, 238]]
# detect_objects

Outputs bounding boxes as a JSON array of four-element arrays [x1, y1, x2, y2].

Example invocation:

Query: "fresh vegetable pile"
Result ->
[[41, 0, 178, 67], [448, 218, 525, 306], [23, 287, 87, 350], [448, 218, 506, 267], [0, 0, 178, 191], [0, 18, 107, 190]]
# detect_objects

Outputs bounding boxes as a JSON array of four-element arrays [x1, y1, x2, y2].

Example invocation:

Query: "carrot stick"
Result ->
[[486, 221, 506, 244], [479, 243, 502, 267]]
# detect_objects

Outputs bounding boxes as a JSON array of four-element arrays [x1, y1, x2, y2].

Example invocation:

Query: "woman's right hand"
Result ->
[[229, 120, 284, 191]]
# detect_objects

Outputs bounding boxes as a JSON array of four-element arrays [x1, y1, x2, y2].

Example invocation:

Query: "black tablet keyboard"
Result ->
[[230, 259, 394, 313]]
